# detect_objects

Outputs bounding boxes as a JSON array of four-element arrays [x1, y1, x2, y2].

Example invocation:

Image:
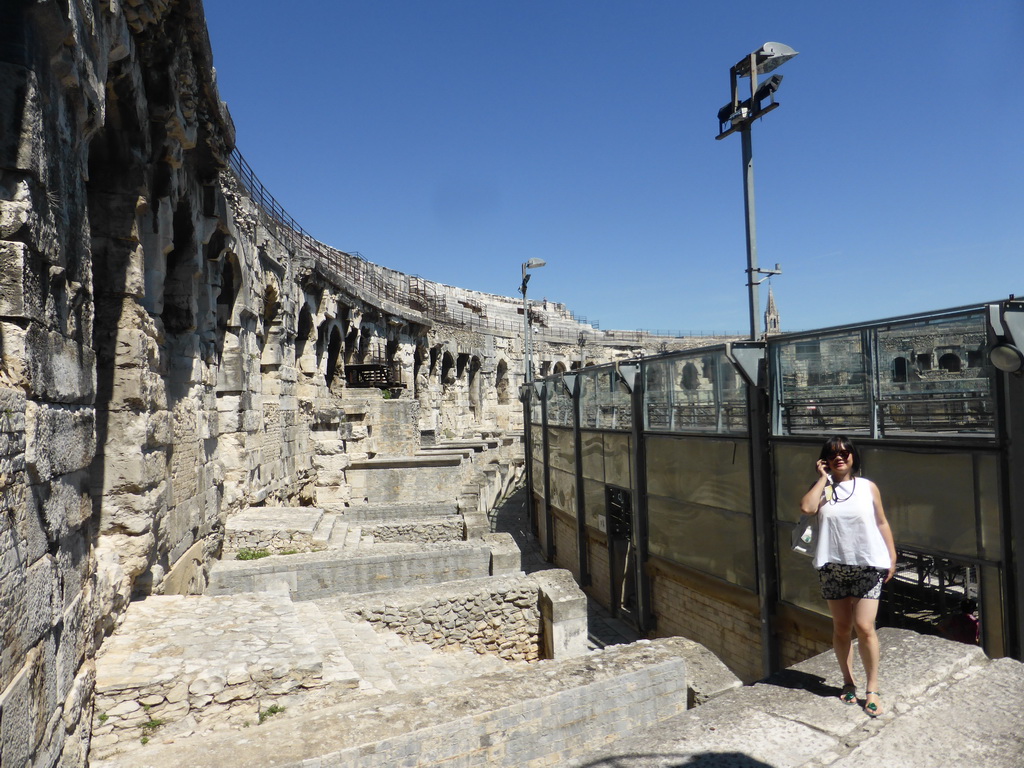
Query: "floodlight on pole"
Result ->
[[521, 259, 547, 383], [715, 42, 797, 340]]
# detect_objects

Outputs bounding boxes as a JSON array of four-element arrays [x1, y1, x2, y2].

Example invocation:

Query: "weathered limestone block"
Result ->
[[0, 241, 44, 321], [536, 569, 588, 660], [24, 402, 95, 482]]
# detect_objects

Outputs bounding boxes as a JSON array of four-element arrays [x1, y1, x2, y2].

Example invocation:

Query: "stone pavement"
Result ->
[[568, 627, 1024, 768]]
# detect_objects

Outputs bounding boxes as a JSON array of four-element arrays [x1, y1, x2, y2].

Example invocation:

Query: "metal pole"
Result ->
[[522, 267, 532, 384], [741, 125, 759, 341]]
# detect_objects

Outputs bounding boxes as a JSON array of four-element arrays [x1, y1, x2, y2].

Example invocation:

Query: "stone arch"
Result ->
[[938, 353, 962, 373], [468, 356, 482, 416], [325, 325, 344, 387], [681, 362, 700, 391], [295, 301, 315, 374], [893, 356, 909, 382], [553, 361, 567, 374], [456, 352, 470, 380], [260, 277, 283, 371], [496, 359, 510, 405], [162, 200, 199, 335], [414, 343, 430, 400], [441, 351, 456, 386]]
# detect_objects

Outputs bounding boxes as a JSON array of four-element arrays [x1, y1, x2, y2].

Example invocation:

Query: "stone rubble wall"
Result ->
[[222, 529, 321, 555], [346, 575, 543, 662], [89, 594, 326, 761], [359, 517, 465, 544]]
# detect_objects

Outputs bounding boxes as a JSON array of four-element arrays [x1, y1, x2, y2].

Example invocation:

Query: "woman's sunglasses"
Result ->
[[825, 449, 852, 460]]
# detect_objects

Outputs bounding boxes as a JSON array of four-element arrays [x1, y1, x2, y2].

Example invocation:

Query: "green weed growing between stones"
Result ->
[[236, 548, 271, 560], [258, 704, 285, 724]]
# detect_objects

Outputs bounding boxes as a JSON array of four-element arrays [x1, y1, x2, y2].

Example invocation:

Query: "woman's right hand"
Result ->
[[815, 459, 829, 478]]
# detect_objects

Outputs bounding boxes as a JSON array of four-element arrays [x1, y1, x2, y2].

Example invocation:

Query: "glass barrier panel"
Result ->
[[773, 442, 821, 522], [531, 455, 544, 495], [981, 564, 1005, 658], [530, 423, 544, 462], [777, 526, 829, 615], [645, 435, 751, 515], [876, 312, 995, 436], [546, 380, 574, 427], [546, 426, 574, 475], [648, 495, 756, 589], [774, 331, 872, 435], [549, 465, 577, 518], [580, 371, 600, 429], [976, 454, 1002, 562], [580, 430, 605, 482], [644, 353, 748, 434], [596, 369, 632, 430], [603, 432, 633, 489], [583, 477, 607, 531], [863, 447, 978, 558], [530, 392, 543, 424]]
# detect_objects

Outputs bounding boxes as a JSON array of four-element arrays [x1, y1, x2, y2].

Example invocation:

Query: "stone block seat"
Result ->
[[207, 541, 503, 601], [222, 506, 333, 555]]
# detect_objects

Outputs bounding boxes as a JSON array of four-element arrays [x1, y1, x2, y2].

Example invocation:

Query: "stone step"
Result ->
[[89, 593, 328, 762], [323, 501, 461, 521], [310, 512, 338, 547], [207, 541, 495, 601], [91, 637, 692, 768], [311, 603, 513, 696]]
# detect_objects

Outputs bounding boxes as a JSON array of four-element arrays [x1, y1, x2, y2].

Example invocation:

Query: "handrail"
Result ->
[[226, 147, 738, 343]]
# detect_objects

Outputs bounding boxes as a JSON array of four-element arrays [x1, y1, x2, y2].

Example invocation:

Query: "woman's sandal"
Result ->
[[864, 690, 883, 717], [840, 683, 857, 704]]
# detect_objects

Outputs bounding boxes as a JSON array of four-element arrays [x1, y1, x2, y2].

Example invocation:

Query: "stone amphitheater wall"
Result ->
[[0, 3, 736, 765]]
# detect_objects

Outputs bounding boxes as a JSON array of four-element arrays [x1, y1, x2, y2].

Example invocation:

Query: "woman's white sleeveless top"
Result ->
[[813, 477, 891, 570]]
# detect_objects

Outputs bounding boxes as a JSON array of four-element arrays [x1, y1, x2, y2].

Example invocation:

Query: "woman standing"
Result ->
[[800, 436, 897, 717]]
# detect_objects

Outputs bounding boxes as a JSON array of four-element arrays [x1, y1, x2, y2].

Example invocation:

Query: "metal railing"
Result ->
[[227, 148, 738, 344]]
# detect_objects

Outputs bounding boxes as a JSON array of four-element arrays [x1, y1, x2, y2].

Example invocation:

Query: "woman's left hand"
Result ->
[[885, 564, 896, 583]]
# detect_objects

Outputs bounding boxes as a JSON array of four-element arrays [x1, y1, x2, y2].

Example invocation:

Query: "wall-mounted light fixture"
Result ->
[[988, 300, 1024, 373]]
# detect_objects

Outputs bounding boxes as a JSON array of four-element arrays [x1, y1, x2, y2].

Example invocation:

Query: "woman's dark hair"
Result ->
[[819, 435, 861, 475]]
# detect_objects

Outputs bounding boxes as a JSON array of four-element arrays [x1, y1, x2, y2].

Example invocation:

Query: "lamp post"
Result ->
[[716, 42, 797, 340], [521, 258, 547, 383]]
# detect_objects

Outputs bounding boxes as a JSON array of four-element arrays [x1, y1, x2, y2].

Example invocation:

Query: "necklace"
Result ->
[[826, 477, 856, 504]]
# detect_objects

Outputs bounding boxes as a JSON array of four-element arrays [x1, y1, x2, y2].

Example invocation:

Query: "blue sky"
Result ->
[[204, 1, 1023, 334]]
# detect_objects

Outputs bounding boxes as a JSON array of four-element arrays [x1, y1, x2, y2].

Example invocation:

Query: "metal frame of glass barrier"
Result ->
[[526, 301, 1022, 670]]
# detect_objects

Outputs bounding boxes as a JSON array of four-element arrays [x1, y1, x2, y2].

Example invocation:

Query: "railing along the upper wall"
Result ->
[[227, 148, 733, 343]]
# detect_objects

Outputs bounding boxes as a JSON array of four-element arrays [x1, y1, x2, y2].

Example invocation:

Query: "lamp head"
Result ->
[[524, 258, 547, 270], [735, 42, 799, 77]]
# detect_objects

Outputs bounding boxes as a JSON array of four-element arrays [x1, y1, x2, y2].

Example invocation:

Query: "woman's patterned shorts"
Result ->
[[818, 563, 887, 600]]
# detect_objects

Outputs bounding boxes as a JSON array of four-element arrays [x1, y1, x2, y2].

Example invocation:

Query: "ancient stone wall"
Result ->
[[1, 3, 720, 766]]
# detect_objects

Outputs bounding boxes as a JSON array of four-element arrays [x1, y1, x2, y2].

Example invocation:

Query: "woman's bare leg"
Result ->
[[853, 597, 883, 713], [827, 598, 857, 687]]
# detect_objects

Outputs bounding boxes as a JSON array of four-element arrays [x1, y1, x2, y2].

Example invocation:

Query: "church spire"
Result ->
[[764, 286, 780, 337]]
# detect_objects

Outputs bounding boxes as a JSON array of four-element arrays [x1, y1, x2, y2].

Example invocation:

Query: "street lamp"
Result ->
[[520, 258, 547, 382], [716, 42, 797, 340]]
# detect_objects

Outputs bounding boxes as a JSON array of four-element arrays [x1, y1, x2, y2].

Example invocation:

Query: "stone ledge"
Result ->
[[92, 638, 693, 768]]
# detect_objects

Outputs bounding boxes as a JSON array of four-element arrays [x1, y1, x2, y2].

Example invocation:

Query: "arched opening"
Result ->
[[939, 353, 962, 372], [893, 356, 909, 382], [325, 326, 344, 388], [681, 362, 700, 391], [496, 359, 510, 405], [295, 303, 313, 372], [441, 352, 456, 386], [468, 356, 482, 416], [162, 201, 198, 335], [553, 361, 567, 374]]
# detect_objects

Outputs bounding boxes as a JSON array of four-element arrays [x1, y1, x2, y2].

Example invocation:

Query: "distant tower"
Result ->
[[764, 286, 781, 337]]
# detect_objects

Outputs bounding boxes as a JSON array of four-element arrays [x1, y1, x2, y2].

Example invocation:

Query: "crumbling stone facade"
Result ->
[[1, 3, 704, 766]]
